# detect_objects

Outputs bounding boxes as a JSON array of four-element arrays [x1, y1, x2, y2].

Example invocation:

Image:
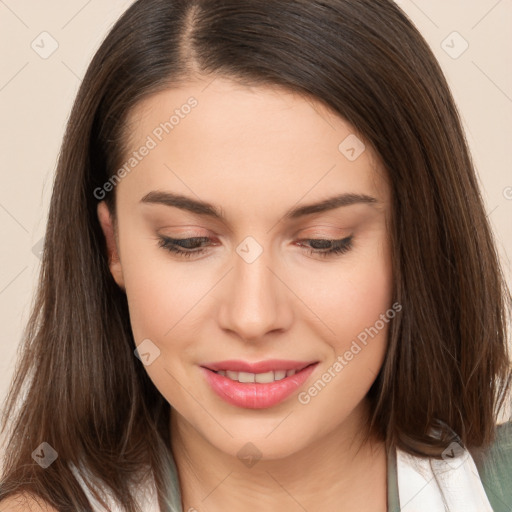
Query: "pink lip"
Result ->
[[200, 362, 319, 409], [202, 359, 316, 373]]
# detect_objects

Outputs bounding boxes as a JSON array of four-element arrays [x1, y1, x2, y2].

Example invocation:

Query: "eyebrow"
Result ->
[[140, 190, 378, 220]]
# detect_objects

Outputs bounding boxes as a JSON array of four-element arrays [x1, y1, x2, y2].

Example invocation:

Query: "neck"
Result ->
[[170, 399, 388, 512]]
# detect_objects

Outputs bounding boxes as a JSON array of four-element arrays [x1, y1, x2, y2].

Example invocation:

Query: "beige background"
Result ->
[[0, 1, 511, 417]]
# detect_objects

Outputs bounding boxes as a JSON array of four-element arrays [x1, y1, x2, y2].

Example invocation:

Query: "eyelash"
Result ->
[[157, 235, 353, 259]]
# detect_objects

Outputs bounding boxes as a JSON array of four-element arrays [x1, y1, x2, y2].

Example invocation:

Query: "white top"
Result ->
[[396, 444, 493, 511]]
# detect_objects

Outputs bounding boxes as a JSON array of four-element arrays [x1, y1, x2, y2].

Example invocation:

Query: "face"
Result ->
[[97, 77, 394, 460]]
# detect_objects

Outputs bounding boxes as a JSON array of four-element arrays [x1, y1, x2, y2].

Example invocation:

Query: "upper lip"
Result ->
[[202, 359, 317, 373]]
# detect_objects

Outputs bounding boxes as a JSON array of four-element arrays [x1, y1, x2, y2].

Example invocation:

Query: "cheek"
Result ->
[[297, 240, 393, 346], [119, 238, 208, 345], [333, 244, 393, 385], [340, 254, 393, 339], [119, 244, 205, 405], [296, 255, 393, 423]]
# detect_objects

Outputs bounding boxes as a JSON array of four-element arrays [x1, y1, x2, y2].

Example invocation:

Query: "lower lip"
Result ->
[[200, 364, 318, 409]]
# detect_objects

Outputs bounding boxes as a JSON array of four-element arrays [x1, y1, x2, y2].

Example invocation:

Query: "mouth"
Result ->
[[204, 363, 315, 384], [200, 360, 319, 409]]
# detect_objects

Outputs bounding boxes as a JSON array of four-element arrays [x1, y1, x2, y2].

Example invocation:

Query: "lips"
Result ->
[[200, 359, 319, 409]]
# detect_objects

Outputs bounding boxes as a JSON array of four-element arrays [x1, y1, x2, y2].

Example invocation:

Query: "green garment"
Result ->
[[167, 421, 512, 511], [466, 420, 512, 512]]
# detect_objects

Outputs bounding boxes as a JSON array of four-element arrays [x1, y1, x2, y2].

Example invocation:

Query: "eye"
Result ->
[[157, 236, 212, 259], [296, 236, 353, 258], [157, 234, 354, 260]]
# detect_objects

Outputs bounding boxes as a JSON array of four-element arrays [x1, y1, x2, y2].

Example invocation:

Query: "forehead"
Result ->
[[117, 77, 389, 216]]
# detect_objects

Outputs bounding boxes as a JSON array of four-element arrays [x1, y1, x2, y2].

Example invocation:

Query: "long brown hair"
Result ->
[[1, 0, 511, 509]]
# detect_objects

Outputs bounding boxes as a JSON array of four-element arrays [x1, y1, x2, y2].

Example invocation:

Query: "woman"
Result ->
[[1, 0, 511, 510]]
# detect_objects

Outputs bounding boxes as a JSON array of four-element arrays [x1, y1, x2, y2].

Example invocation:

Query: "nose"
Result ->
[[217, 242, 293, 343]]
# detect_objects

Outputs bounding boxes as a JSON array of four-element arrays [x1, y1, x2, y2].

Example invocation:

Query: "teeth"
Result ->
[[255, 371, 274, 383], [238, 371, 255, 383], [274, 370, 286, 380], [216, 369, 298, 383]]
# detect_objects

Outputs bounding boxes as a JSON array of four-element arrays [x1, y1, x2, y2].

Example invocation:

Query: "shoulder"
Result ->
[[472, 420, 512, 512], [0, 493, 58, 511]]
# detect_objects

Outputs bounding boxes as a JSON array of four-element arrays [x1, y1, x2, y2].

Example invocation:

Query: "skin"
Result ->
[[97, 76, 393, 511]]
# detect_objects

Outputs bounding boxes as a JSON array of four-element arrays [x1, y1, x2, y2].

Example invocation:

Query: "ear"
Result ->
[[97, 201, 125, 290]]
